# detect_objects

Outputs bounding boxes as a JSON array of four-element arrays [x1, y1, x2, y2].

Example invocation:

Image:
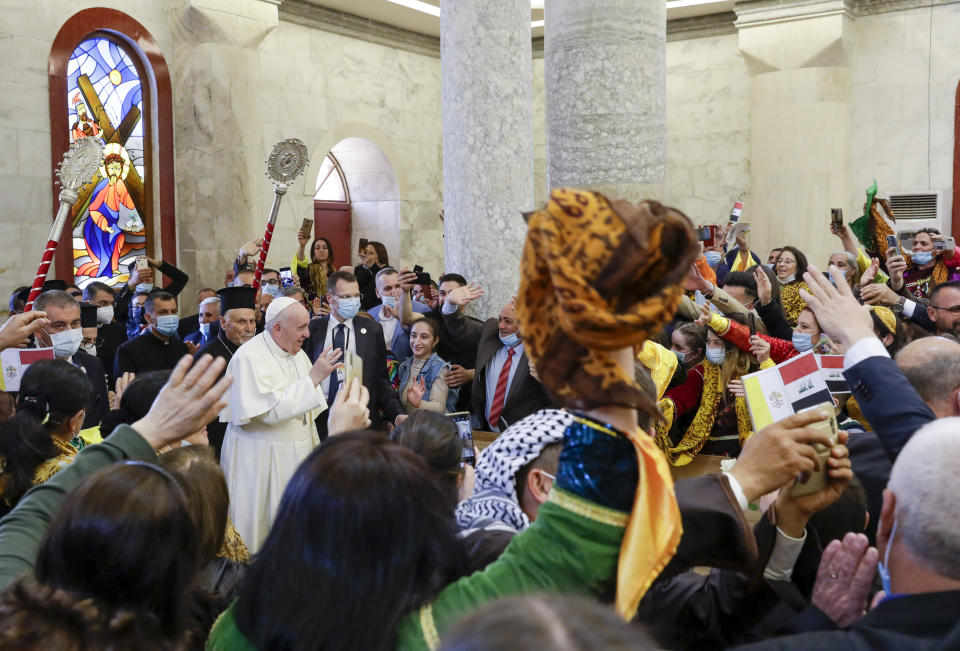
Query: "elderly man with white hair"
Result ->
[[220, 296, 343, 550], [737, 418, 960, 649]]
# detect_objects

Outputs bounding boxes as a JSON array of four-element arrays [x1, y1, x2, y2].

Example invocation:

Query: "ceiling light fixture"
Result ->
[[385, 0, 440, 17]]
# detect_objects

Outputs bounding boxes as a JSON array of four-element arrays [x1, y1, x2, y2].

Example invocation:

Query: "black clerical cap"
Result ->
[[218, 286, 257, 313], [42, 279, 67, 293], [80, 302, 98, 328]]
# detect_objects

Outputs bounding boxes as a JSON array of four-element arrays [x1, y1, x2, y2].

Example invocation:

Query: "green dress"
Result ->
[[206, 415, 634, 650]]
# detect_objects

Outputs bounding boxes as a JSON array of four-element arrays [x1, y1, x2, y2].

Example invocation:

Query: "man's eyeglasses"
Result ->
[[930, 304, 960, 317]]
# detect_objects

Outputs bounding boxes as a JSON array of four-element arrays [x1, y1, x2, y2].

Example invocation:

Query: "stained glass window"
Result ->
[[66, 36, 147, 288]]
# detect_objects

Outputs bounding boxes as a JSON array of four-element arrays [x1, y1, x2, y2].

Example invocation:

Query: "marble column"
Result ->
[[165, 0, 278, 297], [440, 0, 533, 318], [544, 0, 666, 191], [736, 0, 853, 269]]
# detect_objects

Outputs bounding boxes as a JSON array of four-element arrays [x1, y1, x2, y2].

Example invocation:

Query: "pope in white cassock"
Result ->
[[220, 296, 342, 551]]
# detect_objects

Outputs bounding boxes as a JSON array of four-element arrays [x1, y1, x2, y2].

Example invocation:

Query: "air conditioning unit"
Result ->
[[887, 191, 952, 238]]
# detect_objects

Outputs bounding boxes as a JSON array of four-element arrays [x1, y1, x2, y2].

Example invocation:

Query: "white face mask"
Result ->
[[96, 305, 114, 325], [48, 328, 83, 359], [80, 342, 97, 355]]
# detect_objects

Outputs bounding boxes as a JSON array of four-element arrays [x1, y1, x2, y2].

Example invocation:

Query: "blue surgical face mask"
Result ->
[[500, 331, 521, 348], [674, 350, 687, 364], [878, 517, 897, 596], [127, 306, 144, 338], [48, 328, 82, 359], [336, 296, 361, 320], [381, 295, 398, 310], [262, 283, 280, 298], [135, 283, 154, 294], [199, 322, 212, 337], [705, 347, 726, 365], [792, 331, 813, 352], [704, 251, 723, 267], [154, 314, 180, 337], [912, 250, 934, 266]]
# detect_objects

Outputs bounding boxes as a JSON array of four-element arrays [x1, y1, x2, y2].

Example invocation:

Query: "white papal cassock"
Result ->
[[220, 331, 326, 551]]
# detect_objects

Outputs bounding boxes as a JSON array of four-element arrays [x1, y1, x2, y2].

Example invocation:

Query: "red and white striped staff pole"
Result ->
[[252, 183, 288, 290], [24, 189, 79, 312]]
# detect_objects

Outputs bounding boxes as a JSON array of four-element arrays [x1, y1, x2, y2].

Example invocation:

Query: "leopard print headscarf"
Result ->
[[517, 189, 700, 419]]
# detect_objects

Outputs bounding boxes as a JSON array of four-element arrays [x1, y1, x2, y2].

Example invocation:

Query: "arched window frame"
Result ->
[[314, 152, 351, 205], [48, 8, 176, 282]]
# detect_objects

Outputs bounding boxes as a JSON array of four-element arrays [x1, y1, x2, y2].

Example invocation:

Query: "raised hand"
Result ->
[[445, 281, 485, 307], [754, 266, 773, 306], [297, 231, 309, 248], [397, 269, 418, 292], [727, 379, 745, 398], [185, 340, 198, 355], [406, 376, 426, 408], [886, 252, 907, 291], [694, 302, 712, 327], [859, 257, 879, 286], [0, 311, 48, 351], [810, 533, 879, 627], [749, 334, 771, 363], [112, 371, 135, 410], [799, 265, 875, 349], [328, 377, 371, 436], [131, 354, 231, 450], [775, 429, 853, 535], [309, 346, 343, 386]]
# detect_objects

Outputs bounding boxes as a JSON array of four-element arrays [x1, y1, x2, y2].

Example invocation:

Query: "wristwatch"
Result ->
[[891, 296, 905, 314]]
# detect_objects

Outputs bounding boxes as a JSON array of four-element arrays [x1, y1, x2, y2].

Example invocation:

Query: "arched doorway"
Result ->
[[314, 138, 400, 268]]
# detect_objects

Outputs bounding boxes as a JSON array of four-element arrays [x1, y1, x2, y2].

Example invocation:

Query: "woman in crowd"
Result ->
[[158, 445, 249, 600], [395, 318, 456, 413], [774, 245, 811, 326], [699, 305, 827, 365], [828, 250, 859, 295], [659, 313, 761, 463], [393, 410, 469, 506], [355, 240, 389, 311], [663, 323, 708, 440], [293, 233, 336, 298], [101, 371, 209, 449], [670, 322, 706, 369], [896, 227, 960, 300], [0, 360, 90, 515]]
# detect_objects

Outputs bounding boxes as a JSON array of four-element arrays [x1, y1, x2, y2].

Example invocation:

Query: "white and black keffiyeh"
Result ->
[[455, 409, 572, 533]]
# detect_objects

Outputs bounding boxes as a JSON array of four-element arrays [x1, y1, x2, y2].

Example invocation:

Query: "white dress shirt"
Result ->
[[320, 316, 357, 397]]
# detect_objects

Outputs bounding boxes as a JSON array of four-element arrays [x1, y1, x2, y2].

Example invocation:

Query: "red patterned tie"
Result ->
[[488, 348, 515, 429]]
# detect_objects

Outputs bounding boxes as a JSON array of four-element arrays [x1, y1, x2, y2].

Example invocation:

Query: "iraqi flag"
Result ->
[[729, 200, 744, 223], [817, 355, 848, 394], [779, 352, 833, 412]]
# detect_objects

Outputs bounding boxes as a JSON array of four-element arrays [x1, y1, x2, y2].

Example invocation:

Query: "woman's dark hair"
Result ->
[[394, 410, 462, 504], [412, 316, 441, 340], [0, 360, 90, 506], [777, 245, 809, 279], [747, 264, 781, 302], [100, 370, 170, 437], [366, 240, 389, 266], [157, 446, 229, 564], [10, 462, 203, 647], [439, 594, 657, 650], [310, 236, 336, 269], [235, 430, 467, 650]]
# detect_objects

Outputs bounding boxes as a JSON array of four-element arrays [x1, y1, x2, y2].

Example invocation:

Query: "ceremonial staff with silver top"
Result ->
[[25, 138, 102, 311], [252, 138, 309, 290]]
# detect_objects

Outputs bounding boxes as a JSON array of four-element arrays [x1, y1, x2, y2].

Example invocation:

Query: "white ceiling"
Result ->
[[301, 0, 731, 38]]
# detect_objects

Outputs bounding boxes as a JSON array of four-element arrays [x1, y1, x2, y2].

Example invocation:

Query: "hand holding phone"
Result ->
[[790, 402, 839, 497]]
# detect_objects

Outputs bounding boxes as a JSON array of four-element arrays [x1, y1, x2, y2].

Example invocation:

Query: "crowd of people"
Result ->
[[0, 187, 958, 650]]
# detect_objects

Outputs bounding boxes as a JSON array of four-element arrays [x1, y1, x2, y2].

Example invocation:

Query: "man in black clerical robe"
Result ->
[[194, 286, 258, 457]]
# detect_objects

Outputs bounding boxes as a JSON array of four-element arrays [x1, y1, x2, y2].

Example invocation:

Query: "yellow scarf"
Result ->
[[655, 362, 752, 466]]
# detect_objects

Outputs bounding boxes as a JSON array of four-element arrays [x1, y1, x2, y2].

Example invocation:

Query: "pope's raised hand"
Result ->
[[310, 346, 343, 386]]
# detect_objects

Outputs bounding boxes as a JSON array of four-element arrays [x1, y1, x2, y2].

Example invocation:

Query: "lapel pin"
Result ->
[[360, 328, 367, 335]]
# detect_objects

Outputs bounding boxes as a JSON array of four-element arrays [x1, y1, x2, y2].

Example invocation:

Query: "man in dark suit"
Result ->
[[736, 419, 960, 650], [178, 287, 218, 339], [308, 271, 404, 437], [184, 295, 220, 349], [114, 291, 189, 381], [32, 291, 108, 429], [441, 285, 552, 432]]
